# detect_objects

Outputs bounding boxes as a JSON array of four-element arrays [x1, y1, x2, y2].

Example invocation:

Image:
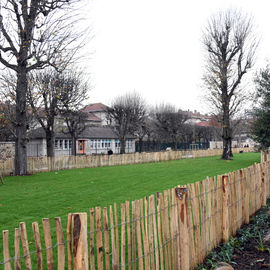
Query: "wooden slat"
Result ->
[[72, 213, 89, 270], [32, 222, 42, 270], [187, 183, 195, 268], [125, 201, 131, 270], [231, 172, 237, 236], [206, 178, 211, 253], [159, 193, 168, 270], [20, 222, 32, 270], [156, 193, 164, 270], [95, 207, 103, 270], [169, 189, 176, 270], [176, 187, 189, 270], [89, 208, 95, 270], [163, 190, 171, 270], [151, 194, 159, 270], [199, 180, 206, 260], [167, 189, 172, 270], [120, 204, 126, 270], [222, 175, 230, 242], [209, 178, 216, 251], [148, 196, 154, 270], [196, 182, 204, 263], [131, 201, 136, 270], [103, 207, 110, 270], [42, 218, 54, 270], [55, 218, 65, 270], [243, 168, 250, 224], [191, 181, 200, 264], [135, 200, 143, 270], [3, 230, 12, 270], [14, 228, 21, 270], [67, 213, 72, 270], [110, 205, 117, 270], [114, 203, 119, 268]]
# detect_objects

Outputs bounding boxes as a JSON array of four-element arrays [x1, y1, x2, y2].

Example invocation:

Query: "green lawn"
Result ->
[[0, 152, 260, 234]]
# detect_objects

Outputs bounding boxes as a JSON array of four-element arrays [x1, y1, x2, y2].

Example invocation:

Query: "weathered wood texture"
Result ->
[[0, 148, 253, 176], [2, 150, 270, 270]]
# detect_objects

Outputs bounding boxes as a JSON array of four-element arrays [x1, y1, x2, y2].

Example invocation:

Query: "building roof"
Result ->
[[86, 112, 102, 122], [28, 126, 135, 140], [81, 103, 109, 113], [196, 121, 212, 127]]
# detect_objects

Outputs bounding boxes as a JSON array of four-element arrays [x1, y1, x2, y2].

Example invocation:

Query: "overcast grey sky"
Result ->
[[83, 0, 270, 113]]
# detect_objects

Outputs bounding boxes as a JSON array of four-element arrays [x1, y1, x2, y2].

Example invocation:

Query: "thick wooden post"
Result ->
[[73, 213, 89, 270], [222, 175, 230, 242], [175, 187, 189, 270], [3, 230, 12, 270]]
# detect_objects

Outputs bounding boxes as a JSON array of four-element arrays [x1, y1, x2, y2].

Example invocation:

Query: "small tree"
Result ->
[[202, 9, 257, 159], [251, 65, 270, 149], [61, 110, 88, 155], [107, 92, 146, 154], [58, 71, 89, 156], [153, 104, 189, 150]]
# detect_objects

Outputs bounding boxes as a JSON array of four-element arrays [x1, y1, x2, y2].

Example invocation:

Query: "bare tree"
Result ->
[[58, 70, 89, 156], [61, 110, 88, 156], [27, 70, 65, 157], [107, 92, 147, 154], [27, 68, 89, 157], [135, 117, 152, 153], [0, 0, 86, 174], [152, 104, 189, 150], [202, 9, 257, 159]]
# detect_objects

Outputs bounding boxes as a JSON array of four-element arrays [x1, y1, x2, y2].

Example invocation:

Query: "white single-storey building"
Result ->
[[27, 126, 136, 157]]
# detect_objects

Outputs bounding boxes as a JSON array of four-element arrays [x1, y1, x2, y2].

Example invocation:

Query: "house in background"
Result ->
[[27, 116, 136, 157], [80, 103, 111, 126]]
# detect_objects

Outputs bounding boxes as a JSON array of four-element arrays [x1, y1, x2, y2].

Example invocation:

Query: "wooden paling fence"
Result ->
[[0, 147, 253, 176], [1, 155, 269, 269]]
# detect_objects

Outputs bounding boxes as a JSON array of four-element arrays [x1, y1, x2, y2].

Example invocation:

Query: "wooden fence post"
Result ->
[[20, 222, 32, 270], [222, 175, 230, 242], [175, 187, 189, 270], [72, 213, 89, 270], [3, 230, 12, 270]]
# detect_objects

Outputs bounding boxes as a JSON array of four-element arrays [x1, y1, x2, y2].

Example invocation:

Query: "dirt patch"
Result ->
[[232, 227, 270, 269], [196, 201, 270, 270]]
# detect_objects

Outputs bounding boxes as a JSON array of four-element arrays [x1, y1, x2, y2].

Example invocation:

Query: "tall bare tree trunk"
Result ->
[[14, 68, 28, 175], [120, 138, 126, 154], [138, 138, 143, 153], [71, 136, 77, 156], [221, 107, 232, 160], [46, 131, 55, 157]]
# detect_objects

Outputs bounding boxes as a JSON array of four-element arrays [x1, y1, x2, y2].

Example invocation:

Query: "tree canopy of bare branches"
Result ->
[[152, 104, 189, 149], [0, 0, 86, 174], [107, 92, 147, 154], [202, 9, 257, 159], [27, 68, 89, 157]]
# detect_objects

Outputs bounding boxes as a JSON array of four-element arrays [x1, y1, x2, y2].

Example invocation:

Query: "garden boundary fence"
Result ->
[[0, 147, 253, 177], [1, 150, 268, 270]]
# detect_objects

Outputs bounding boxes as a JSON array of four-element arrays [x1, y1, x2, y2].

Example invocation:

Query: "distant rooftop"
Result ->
[[81, 103, 109, 113]]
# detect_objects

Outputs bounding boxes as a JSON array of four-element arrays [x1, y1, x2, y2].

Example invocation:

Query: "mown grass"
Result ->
[[0, 152, 260, 234]]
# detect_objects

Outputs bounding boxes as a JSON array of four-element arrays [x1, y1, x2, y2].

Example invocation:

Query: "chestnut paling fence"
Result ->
[[0, 147, 253, 176], [1, 153, 268, 270]]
